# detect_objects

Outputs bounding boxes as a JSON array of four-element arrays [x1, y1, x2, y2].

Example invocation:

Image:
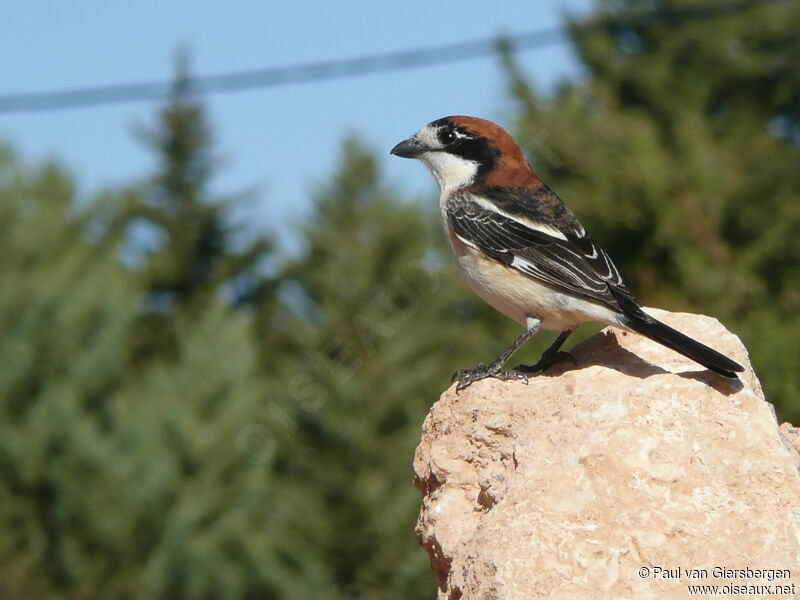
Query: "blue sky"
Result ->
[[0, 1, 590, 248]]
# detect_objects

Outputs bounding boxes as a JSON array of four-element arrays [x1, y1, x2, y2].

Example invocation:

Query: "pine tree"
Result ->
[[6, 3, 798, 596], [501, 0, 800, 418], [266, 136, 510, 599], [116, 52, 271, 362], [0, 146, 136, 595], [0, 144, 334, 598]]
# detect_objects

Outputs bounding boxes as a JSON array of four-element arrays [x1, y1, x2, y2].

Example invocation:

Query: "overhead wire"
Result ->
[[0, 0, 784, 114]]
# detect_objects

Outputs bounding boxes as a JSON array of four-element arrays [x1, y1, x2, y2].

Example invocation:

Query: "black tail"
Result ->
[[626, 317, 744, 378]]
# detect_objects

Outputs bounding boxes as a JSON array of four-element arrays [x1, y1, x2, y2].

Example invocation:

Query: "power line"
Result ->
[[0, 29, 564, 114], [0, 0, 783, 114]]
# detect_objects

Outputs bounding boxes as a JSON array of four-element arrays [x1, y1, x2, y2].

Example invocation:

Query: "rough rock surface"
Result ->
[[414, 309, 800, 599]]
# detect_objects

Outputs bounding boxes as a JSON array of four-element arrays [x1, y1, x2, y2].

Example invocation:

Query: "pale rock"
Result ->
[[414, 309, 800, 600]]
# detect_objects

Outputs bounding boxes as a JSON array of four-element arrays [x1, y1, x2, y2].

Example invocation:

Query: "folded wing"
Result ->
[[447, 190, 633, 313]]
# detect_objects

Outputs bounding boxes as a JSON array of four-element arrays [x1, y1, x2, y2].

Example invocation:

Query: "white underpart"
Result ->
[[525, 316, 542, 332]]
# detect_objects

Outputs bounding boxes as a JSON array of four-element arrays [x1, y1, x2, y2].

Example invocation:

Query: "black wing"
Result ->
[[446, 190, 637, 314]]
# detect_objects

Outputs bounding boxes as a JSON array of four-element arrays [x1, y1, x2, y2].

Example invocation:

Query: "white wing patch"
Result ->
[[511, 255, 607, 293], [470, 195, 569, 241], [454, 232, 480, 250]]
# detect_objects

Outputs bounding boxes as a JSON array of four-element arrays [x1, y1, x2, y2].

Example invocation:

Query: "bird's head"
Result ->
[[390, 116, 540, 196]]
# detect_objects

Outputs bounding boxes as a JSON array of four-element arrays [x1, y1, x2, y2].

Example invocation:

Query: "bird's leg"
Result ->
[[515, 328, 576, 374], [452, 317, 541, 392]]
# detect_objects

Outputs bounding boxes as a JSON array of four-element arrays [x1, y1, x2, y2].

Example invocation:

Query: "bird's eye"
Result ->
[[440, 130, 457, 145]]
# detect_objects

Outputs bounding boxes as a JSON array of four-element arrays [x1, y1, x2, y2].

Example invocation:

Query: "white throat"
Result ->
[[420, 151, 479, 199]]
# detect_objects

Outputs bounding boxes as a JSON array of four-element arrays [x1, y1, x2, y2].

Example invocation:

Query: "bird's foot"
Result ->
[[515, 350, 576, 374], [452, 361, 529, 393]]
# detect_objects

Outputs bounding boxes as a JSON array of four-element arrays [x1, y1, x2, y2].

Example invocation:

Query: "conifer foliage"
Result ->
[[0, 1, 798, 597], [502, 0, 800, 418]]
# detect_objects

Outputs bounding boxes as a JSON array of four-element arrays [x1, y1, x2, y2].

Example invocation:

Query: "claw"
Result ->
[[452, 363, 530, 393], [451, 362, 486, 383]]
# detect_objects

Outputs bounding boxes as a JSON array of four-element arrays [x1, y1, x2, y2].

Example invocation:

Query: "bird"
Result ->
[[390, 115, 744, 391]]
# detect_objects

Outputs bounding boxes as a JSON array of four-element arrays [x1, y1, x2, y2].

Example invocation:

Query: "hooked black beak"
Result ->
[[390, 137, 425, 158]]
